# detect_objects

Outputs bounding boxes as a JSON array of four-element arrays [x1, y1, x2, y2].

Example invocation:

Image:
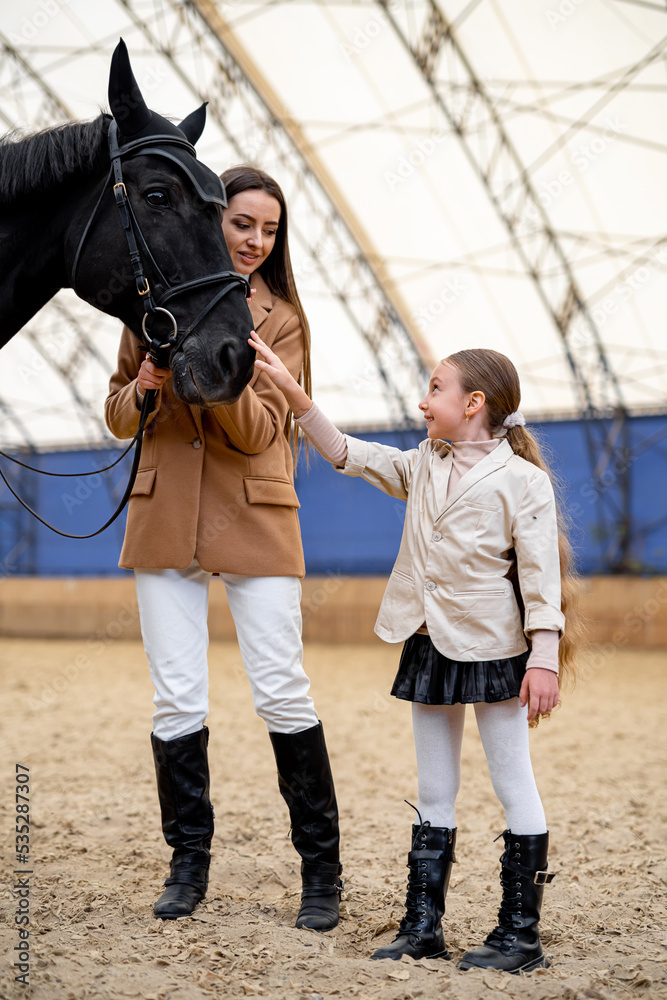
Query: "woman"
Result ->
[[104, 165, 342, 929]]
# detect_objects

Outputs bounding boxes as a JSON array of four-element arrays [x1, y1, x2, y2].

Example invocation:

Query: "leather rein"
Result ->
[[0, 120, 249, 540]]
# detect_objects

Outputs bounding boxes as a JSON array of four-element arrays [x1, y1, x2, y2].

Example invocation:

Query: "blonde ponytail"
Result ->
[[505, 424, 586, 701]]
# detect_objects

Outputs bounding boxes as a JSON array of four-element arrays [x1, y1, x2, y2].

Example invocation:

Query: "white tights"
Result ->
[[411, 700, 547, 835]]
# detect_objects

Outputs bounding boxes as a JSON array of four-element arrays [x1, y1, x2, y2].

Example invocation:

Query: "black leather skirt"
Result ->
[[391, 632, 529, 705]]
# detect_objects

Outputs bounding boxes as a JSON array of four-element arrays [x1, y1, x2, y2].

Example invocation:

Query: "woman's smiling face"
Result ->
[[221, 189, 281, 275]]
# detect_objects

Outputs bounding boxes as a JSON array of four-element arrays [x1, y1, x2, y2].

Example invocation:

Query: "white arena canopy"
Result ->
[[0, 0, 665, 449]]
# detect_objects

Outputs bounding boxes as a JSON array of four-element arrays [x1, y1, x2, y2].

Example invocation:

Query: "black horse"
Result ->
[[0, 40, 254, 407]]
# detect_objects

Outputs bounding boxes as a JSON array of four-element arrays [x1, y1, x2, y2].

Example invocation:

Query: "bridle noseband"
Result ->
[[72, 119, 250, 368]]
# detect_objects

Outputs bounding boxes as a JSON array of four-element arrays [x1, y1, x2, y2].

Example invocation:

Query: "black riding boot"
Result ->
[[371, 820, 456, 961], [269, 722, 342, 931], [151, 727, 215, 919], [458, 830, 555, 973]]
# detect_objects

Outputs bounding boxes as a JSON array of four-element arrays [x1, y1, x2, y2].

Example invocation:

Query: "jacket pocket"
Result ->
[[463, 500, 501, 513], [454, 589, 507, 598], [243, 477, 300, 508], [130, 467, 157, 497]]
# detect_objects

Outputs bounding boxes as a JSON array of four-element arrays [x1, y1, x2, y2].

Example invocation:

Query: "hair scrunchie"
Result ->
[[503, 410, 526, 429]]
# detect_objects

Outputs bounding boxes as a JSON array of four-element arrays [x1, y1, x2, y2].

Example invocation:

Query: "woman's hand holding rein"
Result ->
[[249, 330, 313, 418], [137, 357, 171, 393]]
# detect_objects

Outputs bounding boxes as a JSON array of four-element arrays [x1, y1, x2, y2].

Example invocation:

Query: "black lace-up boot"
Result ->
[[269, 722, 342, 931], [151, 727, 214, 919], [458, 830, 555, 973], [371, 817, 457, 961]]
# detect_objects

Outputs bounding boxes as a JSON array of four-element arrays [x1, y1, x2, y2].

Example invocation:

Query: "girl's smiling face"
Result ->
[[221, 189, 281, 274], [419, 361, 489, 440]]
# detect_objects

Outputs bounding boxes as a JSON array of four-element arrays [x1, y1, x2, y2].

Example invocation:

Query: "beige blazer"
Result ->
[[339, 435, 564, 660], [104, 272, 305, 576]]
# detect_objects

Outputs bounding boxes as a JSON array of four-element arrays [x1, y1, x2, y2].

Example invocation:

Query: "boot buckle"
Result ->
[[533, 869, 554, 885]]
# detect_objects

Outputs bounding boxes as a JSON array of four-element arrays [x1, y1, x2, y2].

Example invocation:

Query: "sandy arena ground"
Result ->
[[1, 637, 666, 1000]]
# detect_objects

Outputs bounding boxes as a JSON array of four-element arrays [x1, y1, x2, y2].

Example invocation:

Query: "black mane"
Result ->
[[0, 113, 110, 206]]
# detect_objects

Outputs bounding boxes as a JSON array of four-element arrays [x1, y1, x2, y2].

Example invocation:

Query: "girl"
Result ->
[[250, 333, 580, 973], [104, 166, 342, 930]]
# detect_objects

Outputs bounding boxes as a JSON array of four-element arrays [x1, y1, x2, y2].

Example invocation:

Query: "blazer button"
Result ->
[[425, 580, 437, 592], [192, 438, 202, 449], [432, 531, 442, 542]]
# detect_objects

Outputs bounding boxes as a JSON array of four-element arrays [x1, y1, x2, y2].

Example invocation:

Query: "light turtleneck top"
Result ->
[[447, 437, 500, 497]]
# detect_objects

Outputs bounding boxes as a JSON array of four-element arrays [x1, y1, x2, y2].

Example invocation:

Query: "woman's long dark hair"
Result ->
[[220, 165, 311, 465]]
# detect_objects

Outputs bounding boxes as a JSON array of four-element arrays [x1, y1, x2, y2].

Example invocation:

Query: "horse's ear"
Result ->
[[178, 103, 207, 145], [108, 38, 151, 137]]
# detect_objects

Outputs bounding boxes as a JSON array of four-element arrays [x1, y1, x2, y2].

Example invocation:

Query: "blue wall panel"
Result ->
[[1, 414, 666, 577], [0, 448, 131, 578]]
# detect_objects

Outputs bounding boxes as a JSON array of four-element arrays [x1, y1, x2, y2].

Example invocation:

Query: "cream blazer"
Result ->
[[338, 435, 564, 661]]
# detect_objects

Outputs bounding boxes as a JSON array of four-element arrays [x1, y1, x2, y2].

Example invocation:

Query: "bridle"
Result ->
[[72, 119, 250, 368], [0, 118, 250, 540]]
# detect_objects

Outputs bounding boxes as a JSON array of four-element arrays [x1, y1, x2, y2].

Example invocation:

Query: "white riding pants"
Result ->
[[135, 561, 318, 741]]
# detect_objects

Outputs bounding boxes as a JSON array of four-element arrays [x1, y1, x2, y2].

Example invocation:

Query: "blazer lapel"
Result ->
[[249, 271, 272, 331], [435, 439, 512, 522], [248, 272, 274, 388], [431, 444, 453, 510]]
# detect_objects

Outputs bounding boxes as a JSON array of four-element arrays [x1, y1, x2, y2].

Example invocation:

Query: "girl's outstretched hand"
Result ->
[[249, 329, 313, 417], [249, 329, 296, 391], [519, 667, 559, 722]]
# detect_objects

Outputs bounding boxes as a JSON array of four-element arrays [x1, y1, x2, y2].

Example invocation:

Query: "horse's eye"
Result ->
[[146, 190, 169, 207]]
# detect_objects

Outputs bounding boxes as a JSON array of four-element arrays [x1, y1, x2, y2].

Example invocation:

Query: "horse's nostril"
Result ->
[[219, 341, 237, 377]]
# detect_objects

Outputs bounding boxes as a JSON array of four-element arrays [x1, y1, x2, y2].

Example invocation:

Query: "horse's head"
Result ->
[[69, 40, 255, 407]]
